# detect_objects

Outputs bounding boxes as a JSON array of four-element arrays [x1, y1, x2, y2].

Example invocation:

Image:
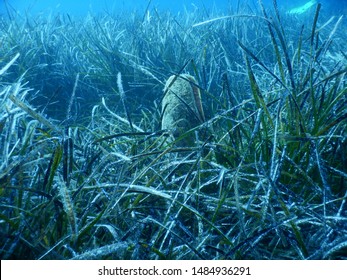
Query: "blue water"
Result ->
[[1, 0, 346, 16]]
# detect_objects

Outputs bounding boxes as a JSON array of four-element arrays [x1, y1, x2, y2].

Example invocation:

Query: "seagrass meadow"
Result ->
[[0, 1, 346, 260]]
